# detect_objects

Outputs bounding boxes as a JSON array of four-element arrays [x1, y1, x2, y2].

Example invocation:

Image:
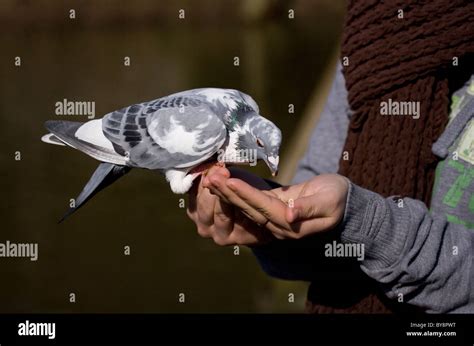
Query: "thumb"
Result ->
[[285, 195, 325, 223]]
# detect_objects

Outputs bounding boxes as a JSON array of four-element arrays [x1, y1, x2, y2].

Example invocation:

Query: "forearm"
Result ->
[[341, 182, 474, 313]]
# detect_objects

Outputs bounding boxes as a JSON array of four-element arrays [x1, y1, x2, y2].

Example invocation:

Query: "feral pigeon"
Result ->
[[41, 88, 282, 221]]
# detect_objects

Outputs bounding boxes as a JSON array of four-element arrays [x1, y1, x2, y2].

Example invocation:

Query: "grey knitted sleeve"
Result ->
[[341, 182, 474, 313]]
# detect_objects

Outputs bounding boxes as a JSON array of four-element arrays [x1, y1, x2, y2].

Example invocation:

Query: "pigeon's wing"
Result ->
[[102, 96, 227, 170]]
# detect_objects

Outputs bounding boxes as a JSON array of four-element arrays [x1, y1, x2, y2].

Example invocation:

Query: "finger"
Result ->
[[224, 179, 321, 238], [196, 181, 216, 227], [228, 167, 273, 190], [203, 167, 231, 203], [269, 183, 306, 200], [207, 173, 269, 225], [284, 216, 338, 237], [207, 183, 231, 204], [209, 165, 231, 177], [208, 167, 275, 203], [232, 214, 274, 245], [234, 214, 286, 241], [196, 225, 213, 239], [226, 178, 289, 227], [202, 166, 230, 188], [285, 194, 327, 223], [213, 198, 234, 239]]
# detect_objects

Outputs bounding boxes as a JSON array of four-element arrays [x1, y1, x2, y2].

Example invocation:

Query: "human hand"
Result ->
[[206, 173, 349, 240], [186, 166, 275, 246]]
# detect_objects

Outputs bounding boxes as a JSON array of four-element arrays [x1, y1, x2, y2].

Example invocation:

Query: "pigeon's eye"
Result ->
[[256, 138, 264, 148]]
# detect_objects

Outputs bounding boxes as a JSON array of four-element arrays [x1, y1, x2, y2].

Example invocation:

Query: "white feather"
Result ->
[[41, 133, 66, 146], [165, 169, 196, 194], [219, 130, 240, 162], [75, 119, 115, 151], [196, 88, 239, 110]]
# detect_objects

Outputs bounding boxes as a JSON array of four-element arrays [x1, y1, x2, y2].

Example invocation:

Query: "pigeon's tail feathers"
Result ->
[[41, 133, 67, 146], [59, 162, 132, 223], [44, 120, 127, 165]]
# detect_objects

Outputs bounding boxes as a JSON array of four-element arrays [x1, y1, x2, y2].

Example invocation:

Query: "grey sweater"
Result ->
[[252, 64, 474, 313]]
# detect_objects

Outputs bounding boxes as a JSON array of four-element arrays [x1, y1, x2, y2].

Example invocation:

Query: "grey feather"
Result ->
[[102, 96, 226, 170], [59, 163, 131, 223], [45, 120, 126, 165]]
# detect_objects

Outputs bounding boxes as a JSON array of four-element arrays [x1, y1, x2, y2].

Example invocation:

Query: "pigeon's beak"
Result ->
[[264, 155, 279, 177]]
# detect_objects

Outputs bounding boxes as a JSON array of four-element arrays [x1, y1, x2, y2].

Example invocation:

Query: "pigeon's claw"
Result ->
[[189, 161, 224, 177]]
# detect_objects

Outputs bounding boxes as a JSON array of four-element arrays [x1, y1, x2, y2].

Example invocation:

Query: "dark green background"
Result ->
[[0, 0, 344, 312]]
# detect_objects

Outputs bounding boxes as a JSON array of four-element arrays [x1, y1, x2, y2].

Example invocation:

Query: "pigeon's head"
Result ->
[[238, 116, 282, 176], [199, 88, 282, 175]]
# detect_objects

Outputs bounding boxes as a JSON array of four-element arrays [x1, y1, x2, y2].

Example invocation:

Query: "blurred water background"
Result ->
[[0, 0, 344, 312]]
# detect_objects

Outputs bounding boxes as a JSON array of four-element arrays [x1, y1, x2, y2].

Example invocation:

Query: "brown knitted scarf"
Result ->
[[307, 0, 474, 314]]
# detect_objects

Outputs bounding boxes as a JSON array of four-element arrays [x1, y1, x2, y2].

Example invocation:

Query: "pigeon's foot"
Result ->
[[166, 162, 226, 194], [165, 161, 225, 194], [189, 161, 225, 176]]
